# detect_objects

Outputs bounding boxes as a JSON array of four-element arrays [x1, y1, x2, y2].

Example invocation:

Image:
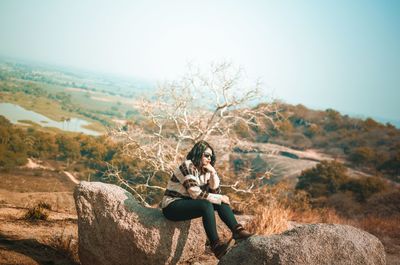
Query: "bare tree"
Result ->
[[107, 62, 282, 205]]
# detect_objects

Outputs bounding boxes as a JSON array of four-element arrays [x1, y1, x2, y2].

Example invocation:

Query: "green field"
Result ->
[[0, 59, 150, 134]]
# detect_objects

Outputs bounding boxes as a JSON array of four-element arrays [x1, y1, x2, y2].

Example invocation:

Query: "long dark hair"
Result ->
[[186, 140, 216, 167]]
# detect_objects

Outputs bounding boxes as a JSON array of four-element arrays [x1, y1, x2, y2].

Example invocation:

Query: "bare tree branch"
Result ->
[[105, 62, 282, 206]]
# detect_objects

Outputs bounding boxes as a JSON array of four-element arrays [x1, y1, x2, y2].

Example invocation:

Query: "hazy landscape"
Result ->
[[0, 57, 399, 264]]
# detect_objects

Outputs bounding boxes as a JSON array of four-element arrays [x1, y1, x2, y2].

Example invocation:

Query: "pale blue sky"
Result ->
[[0, 0, 399, 121]]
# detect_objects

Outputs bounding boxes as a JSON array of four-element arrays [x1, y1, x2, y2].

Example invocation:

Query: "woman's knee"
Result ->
[[214, 202, 230, 210], [197, 200, 214, 213]]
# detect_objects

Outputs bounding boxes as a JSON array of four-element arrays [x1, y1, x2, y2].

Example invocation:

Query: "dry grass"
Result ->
[[247, 203, 291, 235], [291, 207, 347, 225], [48, 227, 80, 263], [247, 202, 349, 236], [247, 195, 399, 237], [241, 182, 399, 244], [356, 215, 400, 239], [24, 203, 49, 221]]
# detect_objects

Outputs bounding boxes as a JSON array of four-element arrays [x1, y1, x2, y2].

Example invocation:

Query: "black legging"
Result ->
[[162, 198, 239, 244]]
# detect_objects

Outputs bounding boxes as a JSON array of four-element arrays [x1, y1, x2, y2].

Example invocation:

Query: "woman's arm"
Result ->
[[208, 171, 220, 191], [203, 164, 221, 193], [176, 160, 223, 204]]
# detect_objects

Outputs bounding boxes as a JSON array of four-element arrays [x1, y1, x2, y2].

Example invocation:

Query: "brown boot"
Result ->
[[232, 224, 254, 241], [211, 238, 235, 259]]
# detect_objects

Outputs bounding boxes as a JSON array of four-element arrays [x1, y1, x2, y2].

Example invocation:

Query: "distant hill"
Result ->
[[1, 57, 398, 184], [233, 103, 400, 183]]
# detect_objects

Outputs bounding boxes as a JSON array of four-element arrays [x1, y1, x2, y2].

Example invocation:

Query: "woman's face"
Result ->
[[201, 147, 213, 167]]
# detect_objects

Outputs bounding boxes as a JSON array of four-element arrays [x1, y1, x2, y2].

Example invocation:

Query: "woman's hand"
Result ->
[[221, 195, 230, 205], [203, 164, 217, 175]]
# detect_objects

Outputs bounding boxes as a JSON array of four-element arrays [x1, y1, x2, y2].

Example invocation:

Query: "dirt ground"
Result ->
[[0, 207, 79, 265], [0, 166, 79, 265]]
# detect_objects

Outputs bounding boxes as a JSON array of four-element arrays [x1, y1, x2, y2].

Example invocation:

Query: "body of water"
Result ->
[[0, 102, 101, 136]]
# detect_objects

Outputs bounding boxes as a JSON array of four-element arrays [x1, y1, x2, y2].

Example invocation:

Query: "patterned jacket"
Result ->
[[160, 159, 223, 208]]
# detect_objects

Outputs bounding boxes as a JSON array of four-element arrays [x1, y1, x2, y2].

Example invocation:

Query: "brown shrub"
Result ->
[[365, 190, 400, 217], [247, 202, 291, 235], [324, 192, 364, 217], [24, 204, 49, 221]]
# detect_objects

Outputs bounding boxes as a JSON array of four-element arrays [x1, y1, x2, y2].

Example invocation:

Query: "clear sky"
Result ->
[[0, 0, 399, 121]]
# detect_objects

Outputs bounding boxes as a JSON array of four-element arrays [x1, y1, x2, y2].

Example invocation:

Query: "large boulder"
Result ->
[[74, 181, 208, 265], [219, 223, 386, 265]]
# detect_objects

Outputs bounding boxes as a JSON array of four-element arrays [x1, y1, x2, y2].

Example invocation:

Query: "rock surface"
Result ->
[[219, 223, 386, 265], [74, 181, 208, 265]]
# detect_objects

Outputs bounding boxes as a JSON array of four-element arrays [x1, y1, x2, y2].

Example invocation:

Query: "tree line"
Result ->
[[0, 115, 147, 190]]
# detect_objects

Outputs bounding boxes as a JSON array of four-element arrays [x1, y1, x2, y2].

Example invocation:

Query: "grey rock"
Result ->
[[219, 223, 386, 265], [74, 181, 207, 265]]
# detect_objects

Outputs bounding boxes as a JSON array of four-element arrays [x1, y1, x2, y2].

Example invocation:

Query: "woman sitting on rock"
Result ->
[[161, 140, 253, 259]]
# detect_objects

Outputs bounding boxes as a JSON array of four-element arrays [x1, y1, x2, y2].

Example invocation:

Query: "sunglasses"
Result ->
[[203, 153, 212, 159]]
